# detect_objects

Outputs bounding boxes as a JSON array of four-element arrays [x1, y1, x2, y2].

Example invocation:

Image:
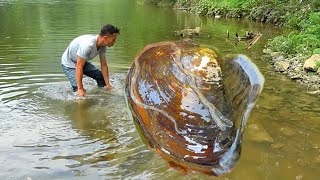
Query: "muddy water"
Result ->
[[0, 0, 319, 179]]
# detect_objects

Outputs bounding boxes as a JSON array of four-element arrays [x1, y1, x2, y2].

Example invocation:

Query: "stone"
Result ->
[[303, 54, 320, 72], [174, 27, 200, 37], [293, 66, 303, 73], [263, 48, 272, 54], [290, 74, 302, 80], [274, 61, 290, 72], [270, 52, 282, 59], [275, 55, 285, 62]]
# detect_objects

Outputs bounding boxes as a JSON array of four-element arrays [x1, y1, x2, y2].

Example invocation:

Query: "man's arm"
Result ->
[[99, 53, 112, 91], [76, 56, 86, 96]]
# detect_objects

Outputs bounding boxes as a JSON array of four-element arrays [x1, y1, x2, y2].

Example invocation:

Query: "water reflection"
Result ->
[[64, 99, 112, 135], [53, 78, 170, 179]]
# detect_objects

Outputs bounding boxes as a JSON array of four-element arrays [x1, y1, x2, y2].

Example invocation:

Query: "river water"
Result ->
[[0, 0, 319, 179]]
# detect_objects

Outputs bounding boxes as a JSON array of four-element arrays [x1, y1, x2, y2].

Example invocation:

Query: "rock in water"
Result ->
[[125, 40, 264, 175]]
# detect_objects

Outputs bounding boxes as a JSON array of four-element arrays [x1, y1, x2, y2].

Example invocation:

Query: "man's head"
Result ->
[[99, 24, 120, 47]]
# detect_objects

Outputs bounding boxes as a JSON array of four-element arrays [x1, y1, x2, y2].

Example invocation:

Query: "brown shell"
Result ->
[[125, 40, 264, 175]]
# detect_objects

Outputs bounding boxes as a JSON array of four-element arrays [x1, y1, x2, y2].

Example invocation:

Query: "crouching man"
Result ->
[[61, 24, 120, 97]]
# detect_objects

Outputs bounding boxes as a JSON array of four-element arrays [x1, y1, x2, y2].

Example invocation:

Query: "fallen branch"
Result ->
[[226, 30, 237, 49], [246, 33, 262, 50], [226, 38, 238, 49]]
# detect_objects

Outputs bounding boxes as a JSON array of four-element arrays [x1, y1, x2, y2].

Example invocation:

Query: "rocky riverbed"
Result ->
[[263, 49, 320, 94]]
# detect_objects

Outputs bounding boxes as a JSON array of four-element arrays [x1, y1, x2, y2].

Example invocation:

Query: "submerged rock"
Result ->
[[174, 27, 200, 37], [246, 123, 273, 143], [125, 40, 264, 175]]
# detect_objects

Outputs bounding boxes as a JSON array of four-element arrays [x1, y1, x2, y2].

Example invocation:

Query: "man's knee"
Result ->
[[95, 71, 105, 87], [61, 64, 77, 91], [84, 69, 105, 87]]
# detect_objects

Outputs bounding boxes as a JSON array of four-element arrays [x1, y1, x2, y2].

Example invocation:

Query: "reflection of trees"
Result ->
[[0, 0, 138, 73], [64, 99, 114, 140]]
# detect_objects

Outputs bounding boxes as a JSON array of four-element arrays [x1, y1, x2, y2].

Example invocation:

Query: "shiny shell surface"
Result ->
[[125, 40, 264, 175]]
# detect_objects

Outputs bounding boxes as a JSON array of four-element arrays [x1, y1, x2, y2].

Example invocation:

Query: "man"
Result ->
[[61, 24, 120, 97]]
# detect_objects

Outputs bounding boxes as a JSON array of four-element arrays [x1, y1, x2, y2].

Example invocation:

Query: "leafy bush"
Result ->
[[193, 0, 212, 15], [313, 48, 320, 54], [316, 61, 320, 69], [269, 12, 320, 56]]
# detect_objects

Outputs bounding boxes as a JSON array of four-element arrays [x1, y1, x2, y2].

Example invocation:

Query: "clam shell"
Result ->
[[125, 40, 264, 175]]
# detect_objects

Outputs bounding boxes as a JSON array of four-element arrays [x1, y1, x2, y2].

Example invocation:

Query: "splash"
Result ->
[[37, 73, 127, 101]]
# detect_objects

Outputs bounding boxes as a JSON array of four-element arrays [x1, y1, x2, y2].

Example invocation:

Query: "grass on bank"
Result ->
[[269, 12, 320, 56]]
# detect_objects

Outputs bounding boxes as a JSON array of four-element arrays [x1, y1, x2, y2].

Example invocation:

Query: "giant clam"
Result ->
[[125, 40, 264, 175]]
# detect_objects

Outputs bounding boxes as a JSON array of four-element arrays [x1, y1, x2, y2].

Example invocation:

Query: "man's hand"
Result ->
[[105, 84, 113, 91], [77, 88, 86, 97]]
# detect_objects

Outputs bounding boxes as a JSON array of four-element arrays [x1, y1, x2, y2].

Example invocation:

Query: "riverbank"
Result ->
[[263, 50, 320, 94], [138, 0, 320, 92]]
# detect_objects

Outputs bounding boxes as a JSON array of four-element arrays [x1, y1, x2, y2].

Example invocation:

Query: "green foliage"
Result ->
[[193, 0, 212, 15], [137, 0, 158, 5], [316, 61, 320, 69], [175, 0, 190, 7], [191, 0, 258, 17], [299, 13, 320, 35], [269, 33, 320, 56], [269, 12, 320, 56], [312, 1, 320, 9], [285, 13, 305, 29], [313, 48, 320, 54]]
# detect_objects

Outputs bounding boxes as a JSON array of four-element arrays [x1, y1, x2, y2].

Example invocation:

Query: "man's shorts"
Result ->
[[61, 62, 105, 92]]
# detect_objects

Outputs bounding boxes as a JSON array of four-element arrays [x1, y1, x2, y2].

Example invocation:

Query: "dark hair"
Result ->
[[100, 24, 120, 36]]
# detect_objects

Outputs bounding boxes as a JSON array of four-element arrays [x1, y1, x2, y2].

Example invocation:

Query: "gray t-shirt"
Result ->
[[61, 34, 106, 68]]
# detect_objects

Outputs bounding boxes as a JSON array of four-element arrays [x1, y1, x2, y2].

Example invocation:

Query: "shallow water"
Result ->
[[0, 0, 319, 179]]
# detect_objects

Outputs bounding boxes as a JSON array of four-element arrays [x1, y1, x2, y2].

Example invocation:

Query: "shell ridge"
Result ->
[[171, 45, 233, 131], [130, 42, 187, 135]]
